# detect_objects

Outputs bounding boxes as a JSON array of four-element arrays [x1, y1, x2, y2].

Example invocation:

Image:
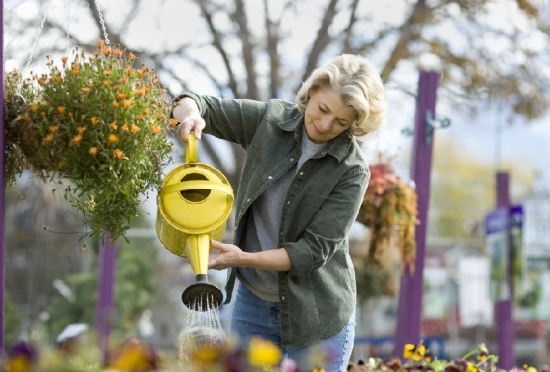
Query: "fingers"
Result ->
[[176, 116, 206, 142], [211, 240, 224, 250]]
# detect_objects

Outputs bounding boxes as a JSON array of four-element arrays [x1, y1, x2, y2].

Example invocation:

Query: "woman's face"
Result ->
[[304, 88, 357, 144]]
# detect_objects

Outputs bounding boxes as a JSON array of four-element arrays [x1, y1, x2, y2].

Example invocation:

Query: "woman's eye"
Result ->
[[319, 106, 327, 113]]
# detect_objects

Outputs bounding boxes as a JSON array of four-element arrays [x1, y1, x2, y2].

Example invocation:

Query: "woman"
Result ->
[[172, 54, 387, 372]]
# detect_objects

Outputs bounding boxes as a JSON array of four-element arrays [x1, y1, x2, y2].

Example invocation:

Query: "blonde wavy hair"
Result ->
[[295, 54, 387, 137]]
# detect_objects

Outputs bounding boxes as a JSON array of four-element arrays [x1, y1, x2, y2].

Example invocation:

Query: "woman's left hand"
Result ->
[[208, 240, 244, 270]]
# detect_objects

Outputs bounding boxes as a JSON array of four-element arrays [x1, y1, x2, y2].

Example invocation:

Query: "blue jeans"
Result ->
[[230, 284, 356, 372]]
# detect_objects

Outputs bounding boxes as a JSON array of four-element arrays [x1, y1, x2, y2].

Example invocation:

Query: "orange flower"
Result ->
[[30, 105, 39, 113], [121, 77, 128, 84], [123, 100, 131, 109], [135, 89, 144, 97], [110, 121, 118, 129], [97, 39, 105, 48], [114, 49, 123, 58], [112, 101, 120, 109], [113, 149, 128, 160], [37, 77, 45, 85], [137, 69, 145, 78], [144, 86, 151, 94], [170, 118, 179, 126], [103, 70, 111, 76], [136, 114, 143, 120], [127, 67, 133, 75], [49, 125, 59, 133], [144, 109, 150, 115], [58, 106, 66, 114], [121, 123, 129, 131], [55, 77, 62, 84], [117, 93, 128, 100], [128, 52, 136, 60], [72, 69, 80, 76], [88, 147, 98, 156], [156, 114, 164, 120], [58, 161, 65, 169], [82, 87, 90, 93], [109, 134, 118, 143], [103, 80, 110, 87], [102, 47, 111, 56], [43, 133, 54, 143], [130, 124, 140, 134], [151, 125, 161, 135], [61, 56, 68, 64], [71, 134, 83, 144], [90, 117, 99, 125], [77, 126, 86, 135]]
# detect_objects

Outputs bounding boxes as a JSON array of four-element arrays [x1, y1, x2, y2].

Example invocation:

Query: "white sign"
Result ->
[[458, 257, 493, 327]]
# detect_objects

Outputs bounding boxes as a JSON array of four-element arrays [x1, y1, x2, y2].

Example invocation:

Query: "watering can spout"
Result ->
[[156, 133, 233, 311], [182, 274, 223, 311]]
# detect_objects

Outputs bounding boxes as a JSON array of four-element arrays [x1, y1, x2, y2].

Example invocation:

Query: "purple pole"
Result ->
[[95, 232, 118, 362], [1, 0, 6, 355], [394, 70, 440, 357], [495, 171, 515, 369]]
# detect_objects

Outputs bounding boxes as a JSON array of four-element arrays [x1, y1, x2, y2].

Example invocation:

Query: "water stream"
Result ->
[[177, 294, 227, 368]]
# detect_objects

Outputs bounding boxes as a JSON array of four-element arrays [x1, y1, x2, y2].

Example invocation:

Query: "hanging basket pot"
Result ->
[[4, 40, 175, 242], [355, 163, 419, 270]]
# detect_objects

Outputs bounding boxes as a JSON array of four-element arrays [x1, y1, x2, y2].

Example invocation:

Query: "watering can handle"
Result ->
[[159, 180, 234, 200], [186, 132, 198, 164]]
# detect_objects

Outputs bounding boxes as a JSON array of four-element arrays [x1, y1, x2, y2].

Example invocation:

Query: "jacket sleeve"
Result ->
[[174, 92, 269, 150], [283, 165, 369, 275]]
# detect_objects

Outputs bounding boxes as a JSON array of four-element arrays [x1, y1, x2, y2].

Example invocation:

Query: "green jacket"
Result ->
[[177, 92, 370, 347]]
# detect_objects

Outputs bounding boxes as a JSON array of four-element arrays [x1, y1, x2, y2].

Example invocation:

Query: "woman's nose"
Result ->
[[319, 116, 333, 131]]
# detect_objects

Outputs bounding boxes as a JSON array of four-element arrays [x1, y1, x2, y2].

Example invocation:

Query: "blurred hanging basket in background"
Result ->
[[356, 163, 419, 271], [3, 40, 175, 243]]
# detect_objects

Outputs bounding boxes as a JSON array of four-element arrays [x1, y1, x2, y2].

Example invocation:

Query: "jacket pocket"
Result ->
[[296, 192, 328, 233]]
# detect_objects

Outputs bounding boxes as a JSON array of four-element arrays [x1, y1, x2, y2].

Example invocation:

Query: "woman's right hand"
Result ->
[[172, 97, 206, 143]]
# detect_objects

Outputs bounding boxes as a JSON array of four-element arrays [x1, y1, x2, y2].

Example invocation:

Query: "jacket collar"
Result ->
[[275, 112, 354, 164]]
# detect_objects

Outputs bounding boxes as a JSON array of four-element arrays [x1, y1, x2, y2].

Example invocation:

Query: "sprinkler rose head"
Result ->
[[182, 281, 223, 311]]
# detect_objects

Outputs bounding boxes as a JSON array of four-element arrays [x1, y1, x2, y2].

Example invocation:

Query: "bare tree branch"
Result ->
[[380, 0, 428, 79], [301, 0, 341, 83], [342, 0, 361, 54], [264, 0, 280, 98], [196, 0, 240, 97], [232, 0, 259, 99]]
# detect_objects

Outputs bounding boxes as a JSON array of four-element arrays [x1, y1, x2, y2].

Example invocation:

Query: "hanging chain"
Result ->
[[65, 0, 73, 55], [16, 0, 55, 99], [94, 0, 110, 44]]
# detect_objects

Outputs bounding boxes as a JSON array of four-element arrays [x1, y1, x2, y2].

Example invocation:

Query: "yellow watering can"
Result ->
[[156, 133, 233, 311]]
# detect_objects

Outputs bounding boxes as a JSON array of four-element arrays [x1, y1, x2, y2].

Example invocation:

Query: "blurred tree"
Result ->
[[3, 0, 549, 188], [422, 135, 535, 240], [44, 237, 158, 343], [4, 174, 88, 339], [4, 291, 23, 348], [4, 173, 158, 343]]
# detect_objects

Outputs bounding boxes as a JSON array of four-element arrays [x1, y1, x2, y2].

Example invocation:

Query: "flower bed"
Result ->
[[3, 336, 548, 372]]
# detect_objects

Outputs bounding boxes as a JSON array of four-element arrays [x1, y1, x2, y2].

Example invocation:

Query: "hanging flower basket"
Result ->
[[3, 40, 175, 242], [356, 164, 418, 270]]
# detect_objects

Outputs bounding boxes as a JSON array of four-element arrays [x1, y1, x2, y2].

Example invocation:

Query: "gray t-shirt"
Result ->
[[237, 129, 326, 301]]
